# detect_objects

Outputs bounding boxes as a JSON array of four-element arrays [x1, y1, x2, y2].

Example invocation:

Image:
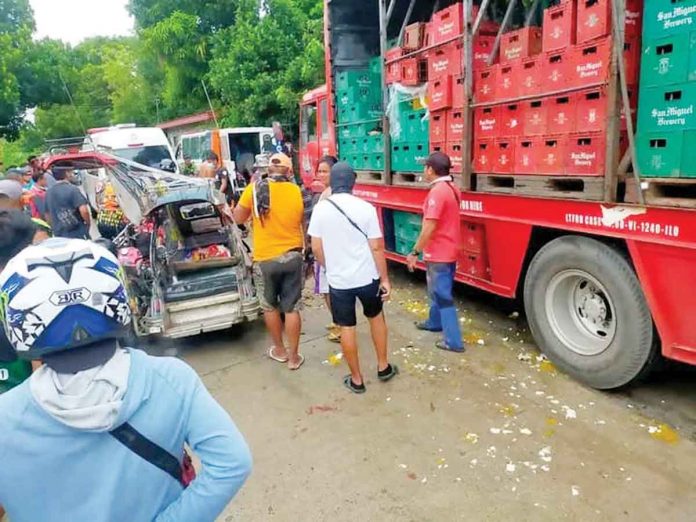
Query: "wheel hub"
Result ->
[[545, 270, 617, 356]]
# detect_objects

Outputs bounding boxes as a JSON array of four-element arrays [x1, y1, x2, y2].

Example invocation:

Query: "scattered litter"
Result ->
[[463, 433, 479, 444], [407, 472, 417, 480], [386, 397, 391, 402], [509, 312, 519, 319], [399, 464, 407, 469], [456, 477, 462, 482], [506, 463, 516, 473], [421, 477, 428, 484], [490, 428, 502, 435], [540, 465, 550, 472], [327, 353, 343, 366], [470, 459, 478, 467], [502, 337, 509, 342], [595, 420, 606, 426], [648, 423, 680, 444], [519, 428, 532, 436], [306, 405, 337, 415], [571, 485, 581, 497], [562, 406, 578, 420], [535, 391, 545, 396], [538, 446, 552, 463], [517, 353, 532, 362], [477, 339, 486, 346], [487, 446, 497, 458]]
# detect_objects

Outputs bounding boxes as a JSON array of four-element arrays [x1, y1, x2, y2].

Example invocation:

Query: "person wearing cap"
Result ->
[[234, 152, 306, 370], [407, 152, 464, 353], [308, 162, 398, 393], [0, 238, 252, 521], [45, 167, 91, 239], [0, 179, 24, 210]]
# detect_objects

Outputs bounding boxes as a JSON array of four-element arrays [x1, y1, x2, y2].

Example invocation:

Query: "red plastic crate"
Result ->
[[430, 111, 448, 143], [461, 222, 485, 254], [543, 51, 570, 92], [493, 139, 516, 174], [428, 76, 452, 111], [548, 94, 577, 134], [624, 37, 641, 85], [524, 99, 548, 136], [577, 0, 611, 44], [431, 141, 446, 154], [520, 57, 542, 97], [401, 58, 421, 86], [500, 27, 543, 64], [447, 142, 464, 173], [452, 75, 465, 108], [473, 139, 494, 173], [386, 47, 404, 63], [576, 87, 607, 133], [447, 109, 465, 141], [566, 132, 606, 176], [624, 0, 642, 37], [474, 106, 500, 140], [515, 137, 540, 174], [568, 37, 611, 89], [386, 61, 402, 84], [459, 250, 489, 280], [475, 66, 497, 104], [501, 103, 524, 137], [497, 62, 520, 100], [537, 135, 568, 175], [543, 1, 577, 52], [473, 35, 496, 71], [432, 3, 463, 45], [403, 22, 426, 51], [428, 41, 463, 79]]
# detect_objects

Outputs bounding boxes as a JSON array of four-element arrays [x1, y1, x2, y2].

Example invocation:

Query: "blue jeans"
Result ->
[[425, 262, 463, 350]]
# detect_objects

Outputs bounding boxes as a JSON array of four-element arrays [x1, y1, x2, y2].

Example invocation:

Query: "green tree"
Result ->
[[208, 0, 324, 129], [128, 0, 240, 31]]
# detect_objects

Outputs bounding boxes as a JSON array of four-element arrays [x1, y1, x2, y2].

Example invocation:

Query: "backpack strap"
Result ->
[[110, 422, 183, 484], [326, 198, 368, 239]]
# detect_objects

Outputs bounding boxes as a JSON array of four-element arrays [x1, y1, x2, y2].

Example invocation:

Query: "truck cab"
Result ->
[[299, 85, 336, 191]]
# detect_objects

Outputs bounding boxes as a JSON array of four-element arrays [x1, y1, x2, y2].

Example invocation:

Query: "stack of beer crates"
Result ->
[[385, 23, 430, 173], [336, 57, 385, 172], [473, 0, 641, 179], [428, 3, 497, 174], [636, 1, 696, 178]]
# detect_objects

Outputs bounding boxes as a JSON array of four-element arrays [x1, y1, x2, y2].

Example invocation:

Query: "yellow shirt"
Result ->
[[239, 181, 304, 262]]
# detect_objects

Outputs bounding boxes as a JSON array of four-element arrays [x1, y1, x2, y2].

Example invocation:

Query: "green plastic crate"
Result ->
[[339, 138, 359, 155], [391, 142, 428, 172], [637, 82, 696, 133], [394, 211, 423, 229], [338, 103, 383, 125], [366, 134, 385, 153], [643, 0, 696, 39], [640, 33, 696, 87], [336, 69, 378, 92], [336, 86, 381, 108], [636, 131, 684, 177], [369, 56, 382, 77], [681, 130, 696, 176], [401, 110, 429, 142], [394, 238, 413, 256], [367, 153, 385, 171]]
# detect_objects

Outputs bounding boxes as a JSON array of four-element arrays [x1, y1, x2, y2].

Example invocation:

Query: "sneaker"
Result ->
[[415, 321, 443, 333]]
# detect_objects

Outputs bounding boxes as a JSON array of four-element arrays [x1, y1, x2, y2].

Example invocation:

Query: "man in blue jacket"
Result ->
[[0, 238, 252, 522]]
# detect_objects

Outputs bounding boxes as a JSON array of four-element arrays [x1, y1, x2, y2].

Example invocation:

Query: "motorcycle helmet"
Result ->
[[0, 238, 131, 361]]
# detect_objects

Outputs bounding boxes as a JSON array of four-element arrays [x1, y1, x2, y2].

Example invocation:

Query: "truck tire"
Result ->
[[523, 236, 658, 390]]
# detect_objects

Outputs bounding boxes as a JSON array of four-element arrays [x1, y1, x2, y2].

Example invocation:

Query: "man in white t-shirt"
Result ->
[[308, 163, 398, 394]]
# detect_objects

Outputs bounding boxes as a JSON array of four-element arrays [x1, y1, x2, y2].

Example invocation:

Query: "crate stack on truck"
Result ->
[[636, 2, 696, 180], [336, 58, 385, 173]]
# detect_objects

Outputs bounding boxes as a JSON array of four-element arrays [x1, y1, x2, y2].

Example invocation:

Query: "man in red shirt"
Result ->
[[407, 152, 464, 352]]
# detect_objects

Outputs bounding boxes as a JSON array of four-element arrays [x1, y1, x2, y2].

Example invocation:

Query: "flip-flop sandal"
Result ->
[[415, 321, 443, 333], [343, 375, 366, 394], [288, 354, 305, 371], [268, 346, 289, 363], [328, 332, 341, 343], [377, 364, 399, 382]]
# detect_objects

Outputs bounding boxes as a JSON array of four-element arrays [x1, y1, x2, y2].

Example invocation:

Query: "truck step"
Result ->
[[626, 178, 696, 209], [475, 174, 605, 201]]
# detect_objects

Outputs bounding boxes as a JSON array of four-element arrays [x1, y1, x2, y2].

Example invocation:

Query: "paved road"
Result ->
[[149, 266, 696, 521]]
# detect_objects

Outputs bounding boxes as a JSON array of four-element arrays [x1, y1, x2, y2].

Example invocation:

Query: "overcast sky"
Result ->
[[30, 0, 134, 46]]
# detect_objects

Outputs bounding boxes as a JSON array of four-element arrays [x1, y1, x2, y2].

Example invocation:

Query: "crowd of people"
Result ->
[[0, 142, 464, 520]]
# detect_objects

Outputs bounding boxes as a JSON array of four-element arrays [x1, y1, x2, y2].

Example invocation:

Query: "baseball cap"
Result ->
[[330, 162, 357, 194], [419, 151, 452, 173], [0, 180, 23, 201], [270, 153, 292, 169]]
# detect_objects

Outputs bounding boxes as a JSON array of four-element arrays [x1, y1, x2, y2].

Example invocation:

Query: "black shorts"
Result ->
[[258, 251, 304, 313], [329, 279, 383, 327]]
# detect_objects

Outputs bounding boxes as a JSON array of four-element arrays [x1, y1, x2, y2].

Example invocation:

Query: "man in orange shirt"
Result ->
[[233, 153, 306, 370]]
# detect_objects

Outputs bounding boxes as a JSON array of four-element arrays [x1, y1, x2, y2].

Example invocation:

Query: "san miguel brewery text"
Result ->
[[657, 6, 696, 30], [651, 106, 694, 127], [570, 152, 596, 167], [576, 61, 603, 79]]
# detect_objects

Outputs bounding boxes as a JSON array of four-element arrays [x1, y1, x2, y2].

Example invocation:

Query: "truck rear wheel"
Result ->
[[523, 236, 658, 390]]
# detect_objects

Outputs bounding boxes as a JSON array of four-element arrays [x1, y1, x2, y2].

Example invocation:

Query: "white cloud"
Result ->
[[30, 0, 134, 46]]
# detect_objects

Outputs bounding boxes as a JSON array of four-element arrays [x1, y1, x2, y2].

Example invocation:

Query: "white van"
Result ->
[[84, 124, 178, 172]]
